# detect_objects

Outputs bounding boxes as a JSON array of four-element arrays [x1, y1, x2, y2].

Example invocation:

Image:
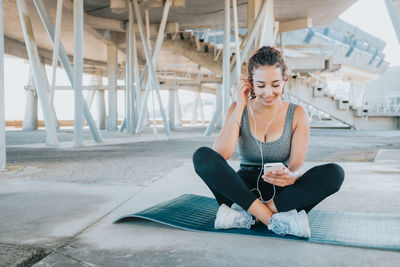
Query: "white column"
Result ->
[[23, 69, 38, 130], [23, 90, 38, 130], [97, 89, 106, 130], [73, 0, 83, 146], [198, 91, 205, 126], [93, 72, 106, 130], [125, 38, 131, 133], [107, 35, 118, 130], [128, 2, 135, 134], [41, 63, 59, 129], [16, 0, 57, 146], [223, 0, 231, 116], [232, 0, 241, 101], [168, 88, 175, 129], [175, 89, 182, 127], [0, 0, 5, 170], [49, 0, 63, 107], [132, 23, 141, 129]]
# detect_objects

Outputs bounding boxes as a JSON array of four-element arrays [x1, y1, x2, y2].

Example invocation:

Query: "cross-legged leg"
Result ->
[[272, 163, 345, 213], [192, 146, 274, 225]]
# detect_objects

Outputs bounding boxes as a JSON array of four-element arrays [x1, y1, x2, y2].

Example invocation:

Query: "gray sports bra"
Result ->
[[238, 102, 297, 167]]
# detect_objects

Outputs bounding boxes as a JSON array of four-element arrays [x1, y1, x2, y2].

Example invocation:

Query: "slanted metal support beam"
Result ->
[[33, 0, 103, 142], [86, 89, 96, 108], [133, 0, 171, 136], [16, 0, 58, 146], [0, 0, 5, 170]]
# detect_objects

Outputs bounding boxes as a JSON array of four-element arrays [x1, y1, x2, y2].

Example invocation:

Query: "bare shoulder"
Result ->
[[292, 104, 309, 132]]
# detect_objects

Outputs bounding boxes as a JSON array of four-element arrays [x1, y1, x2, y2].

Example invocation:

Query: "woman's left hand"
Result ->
[[262, 166, 297, 187]]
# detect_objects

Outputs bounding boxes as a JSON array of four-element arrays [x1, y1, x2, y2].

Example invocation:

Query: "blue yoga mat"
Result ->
[[114, 194, 400, 251]]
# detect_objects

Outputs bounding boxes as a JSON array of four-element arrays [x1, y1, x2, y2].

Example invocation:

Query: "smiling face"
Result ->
[[252, 64, 286, 107]]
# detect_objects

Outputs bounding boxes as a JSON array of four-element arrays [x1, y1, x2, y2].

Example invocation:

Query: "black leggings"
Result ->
[[192, 146, 345, 213]]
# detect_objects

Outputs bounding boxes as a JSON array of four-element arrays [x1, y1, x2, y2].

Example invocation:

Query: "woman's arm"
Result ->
[[212, 102, 245, 160], [287, 105, 310, 178]]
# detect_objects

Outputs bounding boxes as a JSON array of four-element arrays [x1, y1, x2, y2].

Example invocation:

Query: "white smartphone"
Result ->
[[264, 162, 285, 172]]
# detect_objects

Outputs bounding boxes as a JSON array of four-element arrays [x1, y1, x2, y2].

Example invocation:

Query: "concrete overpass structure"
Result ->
[[1, 0, 400, 170]]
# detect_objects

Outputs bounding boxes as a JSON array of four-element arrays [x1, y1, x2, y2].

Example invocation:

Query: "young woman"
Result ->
[[192, 46, 345, 238]]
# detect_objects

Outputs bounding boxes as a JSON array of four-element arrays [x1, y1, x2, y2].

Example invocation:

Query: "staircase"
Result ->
[[287, 77, 398, 130]]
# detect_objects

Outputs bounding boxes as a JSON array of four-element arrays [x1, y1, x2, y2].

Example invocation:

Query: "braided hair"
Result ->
[[247, 46, 288, 99]]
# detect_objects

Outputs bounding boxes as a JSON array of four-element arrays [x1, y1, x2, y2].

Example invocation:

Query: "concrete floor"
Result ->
[[1, 127, 400, 266]]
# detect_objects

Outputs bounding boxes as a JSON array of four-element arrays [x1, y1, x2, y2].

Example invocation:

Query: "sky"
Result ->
[[339, 0, 400, 67], [3, 0, 400, 120]]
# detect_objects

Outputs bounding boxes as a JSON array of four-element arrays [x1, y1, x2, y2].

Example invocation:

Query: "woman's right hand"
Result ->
[[236, 79, 252, 108]]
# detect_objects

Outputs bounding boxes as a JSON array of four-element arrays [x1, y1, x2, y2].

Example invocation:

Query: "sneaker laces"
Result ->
[[268, 216, 290, 236], [231, 203, 256, 226], [233, 212, 253, 229], [215, 204, 254, 229]]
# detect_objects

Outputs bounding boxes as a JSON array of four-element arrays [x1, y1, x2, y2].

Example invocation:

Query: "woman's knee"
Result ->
[[192, 146, 218, 174], [193, 146, 214, 164], [323, 163, 345, 193]]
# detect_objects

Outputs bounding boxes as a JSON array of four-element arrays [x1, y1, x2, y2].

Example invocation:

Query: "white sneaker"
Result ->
[[267, 209, 311, 238], [214, 203, 255, 229], [231, 203, 256, 225]]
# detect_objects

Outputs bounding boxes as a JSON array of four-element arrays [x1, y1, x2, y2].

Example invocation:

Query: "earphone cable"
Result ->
[[248, 97, 279, 203]]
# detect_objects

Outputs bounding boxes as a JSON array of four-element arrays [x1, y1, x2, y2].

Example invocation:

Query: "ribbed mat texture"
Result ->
[[114, 194, 400, 251]]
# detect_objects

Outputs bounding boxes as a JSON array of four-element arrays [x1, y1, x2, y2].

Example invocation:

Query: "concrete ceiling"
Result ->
[[3, 0, 358, 71], [85, 0, 358, 28]]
